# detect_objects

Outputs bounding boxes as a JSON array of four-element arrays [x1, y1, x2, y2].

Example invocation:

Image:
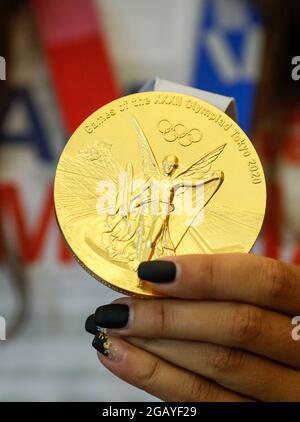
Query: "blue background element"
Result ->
[[193, 0, 262, 134]]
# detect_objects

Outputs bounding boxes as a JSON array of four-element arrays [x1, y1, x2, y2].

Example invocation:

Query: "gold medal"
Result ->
[[54, 91, 266, 297]]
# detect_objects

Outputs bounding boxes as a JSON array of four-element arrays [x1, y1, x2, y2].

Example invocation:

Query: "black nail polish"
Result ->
[[92, 329, 109, 356], [94, 304, 129, 329], [85, 314, 100, 335], [138, 260, 176, 283], [92, 335, 105, 354]]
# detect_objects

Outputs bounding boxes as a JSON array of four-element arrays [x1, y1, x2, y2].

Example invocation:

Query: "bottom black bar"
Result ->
[[1, 403, 300, 419]]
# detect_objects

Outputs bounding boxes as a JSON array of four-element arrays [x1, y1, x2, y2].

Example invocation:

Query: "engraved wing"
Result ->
[[170, 143, 226, 244], [174, 143, 227, 181], [165, 142, 229, 253], [132, 114, 161, 179], [170, 202, 264, 254]]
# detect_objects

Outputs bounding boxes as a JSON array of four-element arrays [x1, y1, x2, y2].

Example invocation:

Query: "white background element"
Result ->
[[97, 0, 201, 87]]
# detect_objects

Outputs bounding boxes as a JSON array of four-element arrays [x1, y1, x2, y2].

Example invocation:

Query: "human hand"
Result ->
[[85, 254, 300, 401]]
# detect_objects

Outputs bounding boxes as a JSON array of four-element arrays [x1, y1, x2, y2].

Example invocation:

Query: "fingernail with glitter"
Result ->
[[95, 304, 129, 329], [92, 329, 123, 362], [138, 260, 177, 283]]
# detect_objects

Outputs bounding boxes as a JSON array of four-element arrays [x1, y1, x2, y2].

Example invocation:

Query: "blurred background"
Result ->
[[0, 0, 299, 401]]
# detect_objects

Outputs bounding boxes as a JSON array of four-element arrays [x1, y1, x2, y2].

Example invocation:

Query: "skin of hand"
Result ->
[[86, 253, 300, 402]]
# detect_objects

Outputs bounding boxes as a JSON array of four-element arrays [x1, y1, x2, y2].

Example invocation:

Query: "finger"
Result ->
[[95, 300, 300, 369], [137, 254, 300, 315], [91, 333, 252, 402], [128, 338, 300, 402]]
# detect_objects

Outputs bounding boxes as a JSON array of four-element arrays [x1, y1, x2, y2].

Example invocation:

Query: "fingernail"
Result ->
[[92, 329, 123, 362], [138, 260, 177, 283], [94, 304, 129, 329], [85, 314, 100, 335]]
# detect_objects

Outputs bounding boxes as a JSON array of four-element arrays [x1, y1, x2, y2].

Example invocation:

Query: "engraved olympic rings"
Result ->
[[157, 119, 203, 147]]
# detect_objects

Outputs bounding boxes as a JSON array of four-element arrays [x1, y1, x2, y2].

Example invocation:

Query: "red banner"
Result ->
[[30, 0, 120, 134]]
